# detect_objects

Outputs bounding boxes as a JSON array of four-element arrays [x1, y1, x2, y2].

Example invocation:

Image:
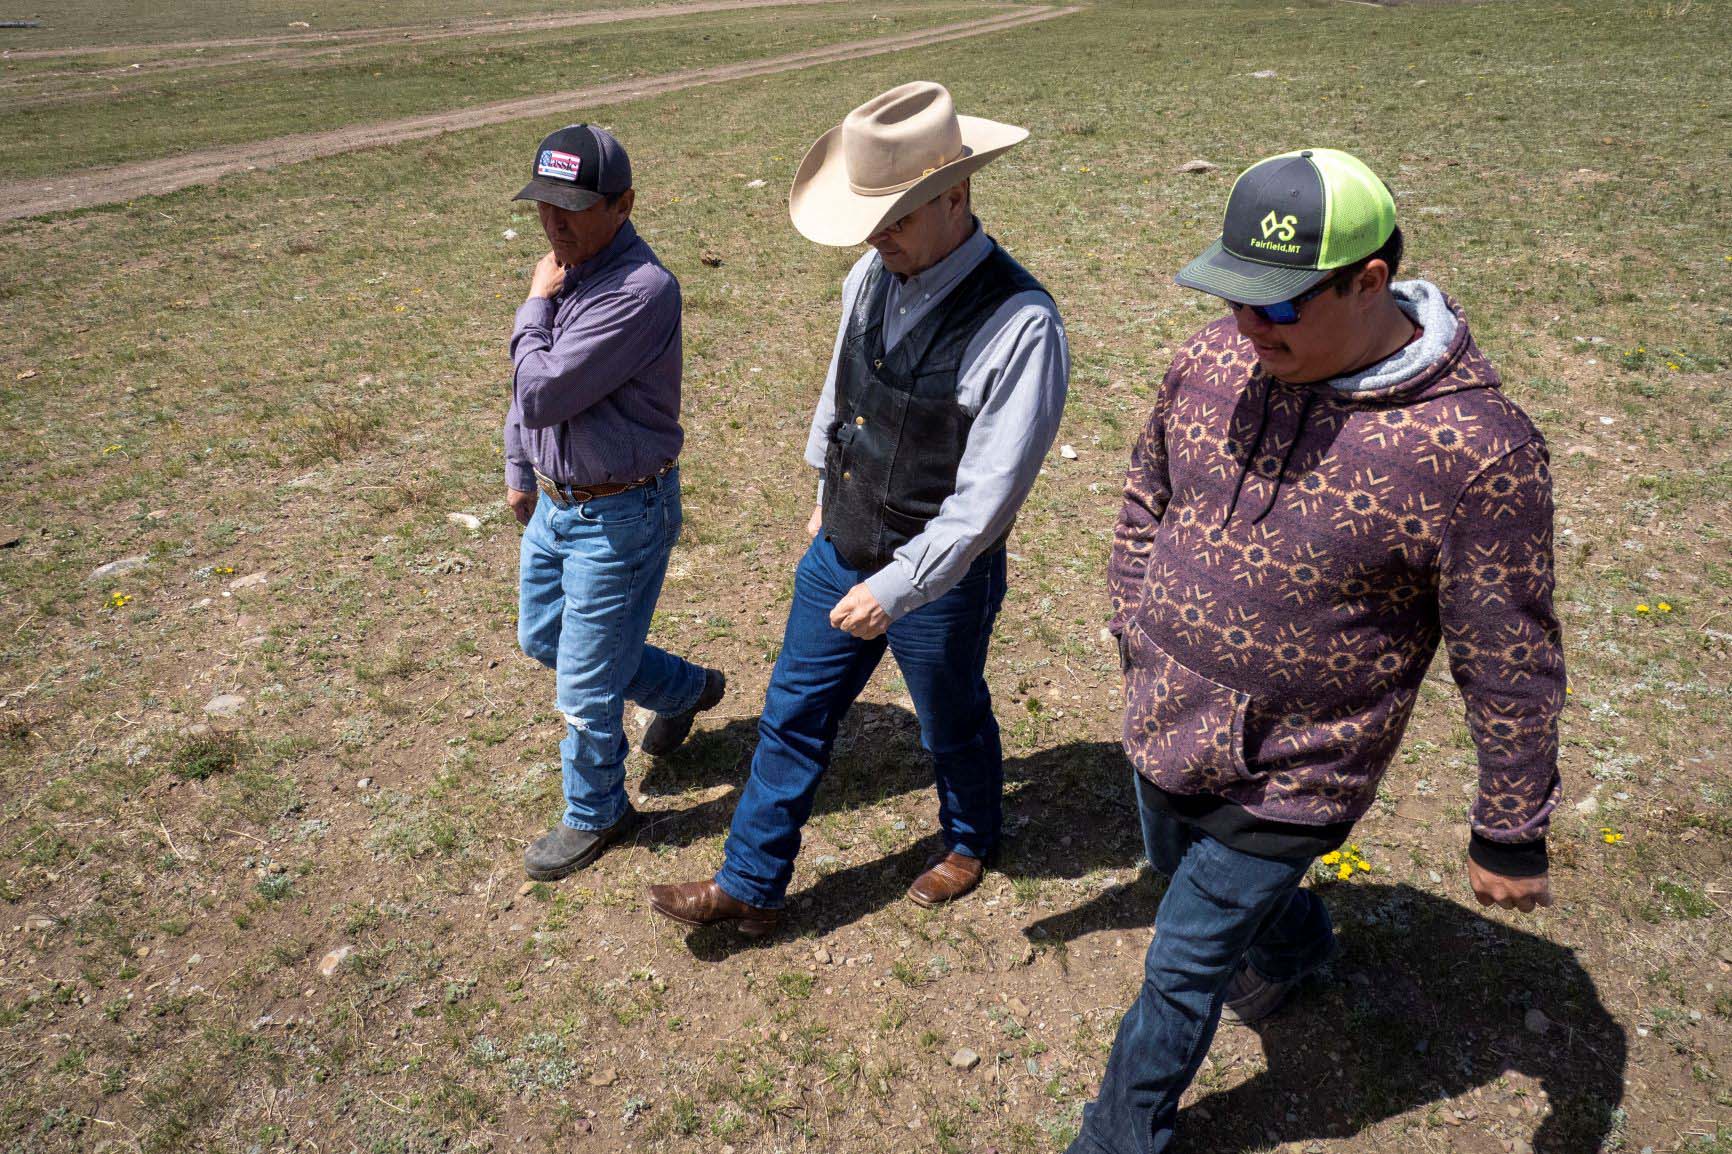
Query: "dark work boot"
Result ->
[[522, 806, 643, 881], [641, 668, 726, 757]]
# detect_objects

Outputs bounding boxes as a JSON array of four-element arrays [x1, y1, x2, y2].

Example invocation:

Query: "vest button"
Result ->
[[842, 471, 851, 480], [873, 359, 883, 369], [854, 416, 865, 426]]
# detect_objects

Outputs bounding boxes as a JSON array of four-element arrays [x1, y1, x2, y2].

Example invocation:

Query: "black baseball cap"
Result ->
[[1175, 148, 1396, 307], [514, 124, 633, 212]]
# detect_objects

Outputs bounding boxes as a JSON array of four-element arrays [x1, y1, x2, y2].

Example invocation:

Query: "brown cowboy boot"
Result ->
[[907, 850, 986, 908], [646, 879, 782, 938]]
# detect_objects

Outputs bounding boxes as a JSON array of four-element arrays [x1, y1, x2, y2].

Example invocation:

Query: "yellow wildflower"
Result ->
[[106, 591, 132, 609], [1657, 602, 1672, 613], [1337, 864, 1352, 880], [1598, 827, 1624, 845], [1320, 851, 1342, 866], [1635, 604, 1650, 614]]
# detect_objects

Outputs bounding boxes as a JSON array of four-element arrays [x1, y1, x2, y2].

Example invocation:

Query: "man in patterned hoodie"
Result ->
[[1071, 149, 1564, 1154]]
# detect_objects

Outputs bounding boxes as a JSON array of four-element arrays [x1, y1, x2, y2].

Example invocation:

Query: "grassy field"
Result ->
[[1, 0, 1730, 1151], [0, 3, 993, 180], [0, 0, 684, 51]]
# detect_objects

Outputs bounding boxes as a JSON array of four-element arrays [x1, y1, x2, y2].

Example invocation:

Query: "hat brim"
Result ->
[[1174, 239, 1332, 307], [514, 178, 605, 212], [788, 114, 1028, 247]]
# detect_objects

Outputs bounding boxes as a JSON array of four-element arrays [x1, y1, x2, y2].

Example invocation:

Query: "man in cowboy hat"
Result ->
[[1072, 148, 1562, 1153], [647, 82, 1070, 935], [506, 124, 726, 883]]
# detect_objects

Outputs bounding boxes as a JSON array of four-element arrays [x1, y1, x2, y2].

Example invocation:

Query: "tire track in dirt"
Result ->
[[1, 0, 859, 61], [5, 1, 1005, 107], [0, 5, 1079, 223]]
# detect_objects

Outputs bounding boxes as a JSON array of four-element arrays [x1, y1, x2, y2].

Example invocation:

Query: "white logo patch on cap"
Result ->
[[536, 149, 582, 182]]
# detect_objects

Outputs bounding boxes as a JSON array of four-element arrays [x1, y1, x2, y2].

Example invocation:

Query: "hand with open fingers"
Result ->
[[507, 487, 538, 527], [1468, 858, 1553, 913], [529, 252, 566, 300], [829, 582, 889, 639]]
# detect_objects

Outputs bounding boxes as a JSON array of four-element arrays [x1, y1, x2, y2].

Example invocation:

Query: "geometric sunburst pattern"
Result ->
[[1107, 306, 1564, 843]]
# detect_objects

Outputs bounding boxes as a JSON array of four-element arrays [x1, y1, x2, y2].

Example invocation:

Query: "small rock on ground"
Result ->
[[86, 555, 148, 583], [1175, 159, 1218, 173], [203, 694, 247, 718], [1524, 1007, 1550, 1035], [317, 945, 354, 977], [950, 1048, 980, 1071]]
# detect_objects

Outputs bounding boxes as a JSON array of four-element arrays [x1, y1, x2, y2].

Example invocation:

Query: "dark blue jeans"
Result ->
[[1070, 772, 1335, 1154], [715, 535, 1007, 910]]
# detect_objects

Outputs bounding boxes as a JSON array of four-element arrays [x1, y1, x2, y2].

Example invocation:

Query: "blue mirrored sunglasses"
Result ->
[[1228, 271, 1345, 325]]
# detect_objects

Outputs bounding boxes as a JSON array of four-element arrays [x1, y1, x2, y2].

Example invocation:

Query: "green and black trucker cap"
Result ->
[[1175, 148, 1396, 307], [514, 124, 632, 212]]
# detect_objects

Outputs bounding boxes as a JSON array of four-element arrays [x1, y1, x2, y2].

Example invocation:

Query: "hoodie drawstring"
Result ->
[[1221, 378, 1273, 528], [1251, 388, 1316, 526]]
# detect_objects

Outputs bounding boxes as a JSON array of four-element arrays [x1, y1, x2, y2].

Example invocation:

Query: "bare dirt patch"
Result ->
[[0, 5, 1079, 222]]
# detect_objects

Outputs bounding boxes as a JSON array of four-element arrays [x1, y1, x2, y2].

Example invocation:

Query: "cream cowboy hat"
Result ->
[[788, 81, 1028, 247]]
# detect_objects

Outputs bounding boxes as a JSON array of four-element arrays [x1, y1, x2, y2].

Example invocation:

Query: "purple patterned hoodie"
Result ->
[[1107, 282, 1563, 861]]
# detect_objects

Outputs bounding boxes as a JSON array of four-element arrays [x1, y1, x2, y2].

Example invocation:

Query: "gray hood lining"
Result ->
[[1328, 279, 1459, 395]]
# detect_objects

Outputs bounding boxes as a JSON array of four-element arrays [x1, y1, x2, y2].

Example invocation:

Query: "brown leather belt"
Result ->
[[534, 462, 674, 508]]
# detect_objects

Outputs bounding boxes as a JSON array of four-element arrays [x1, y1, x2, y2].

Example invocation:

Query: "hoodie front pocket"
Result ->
[[1121, 620, 1253, 789]]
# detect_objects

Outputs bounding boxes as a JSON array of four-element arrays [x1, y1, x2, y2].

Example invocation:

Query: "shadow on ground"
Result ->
[[638, 708, 1626, 1152], [1032, 880, 1628, 1154], [633, 708, 1139, 935]]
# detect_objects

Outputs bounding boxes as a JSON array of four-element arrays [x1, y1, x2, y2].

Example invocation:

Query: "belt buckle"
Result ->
[[534, 472, 570, 508]]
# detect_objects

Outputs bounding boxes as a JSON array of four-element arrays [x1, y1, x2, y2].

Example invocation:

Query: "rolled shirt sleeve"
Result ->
[[863, 297, 1070, 620], [1437, 438, 1565, 874]]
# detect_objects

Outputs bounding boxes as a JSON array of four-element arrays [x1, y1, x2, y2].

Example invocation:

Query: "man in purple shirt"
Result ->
[[505, 124, 725, 882]]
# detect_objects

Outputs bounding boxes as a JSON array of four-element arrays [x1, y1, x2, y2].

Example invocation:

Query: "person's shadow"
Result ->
[[1027, 880, 1627, 1154], [643, 718, 1626, 1151], [635, 714, 1147, 946]]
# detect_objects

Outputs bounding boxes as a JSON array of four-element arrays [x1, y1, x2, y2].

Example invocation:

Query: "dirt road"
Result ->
[[0, 6, 1077, 223], [0, 0, 861, 61]]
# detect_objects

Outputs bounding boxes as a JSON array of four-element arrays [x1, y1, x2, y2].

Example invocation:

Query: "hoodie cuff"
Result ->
[[1468, 833, 1549, 878]]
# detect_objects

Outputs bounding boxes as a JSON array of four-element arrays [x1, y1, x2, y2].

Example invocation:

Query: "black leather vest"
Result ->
[[821, 241, 1047, 572]]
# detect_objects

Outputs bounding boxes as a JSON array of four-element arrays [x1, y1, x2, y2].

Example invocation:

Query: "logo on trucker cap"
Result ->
[[536, 149, 583, 182]]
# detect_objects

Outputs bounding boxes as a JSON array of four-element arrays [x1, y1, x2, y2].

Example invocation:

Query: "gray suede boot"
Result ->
[[641, 668, 725, 757], [522, 806, 643, 881]]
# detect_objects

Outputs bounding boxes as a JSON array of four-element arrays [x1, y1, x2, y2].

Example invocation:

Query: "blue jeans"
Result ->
[[715, 535, 1007, 910], [1070, 772, 1335, 1154], [518, 468, 708, 831]]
